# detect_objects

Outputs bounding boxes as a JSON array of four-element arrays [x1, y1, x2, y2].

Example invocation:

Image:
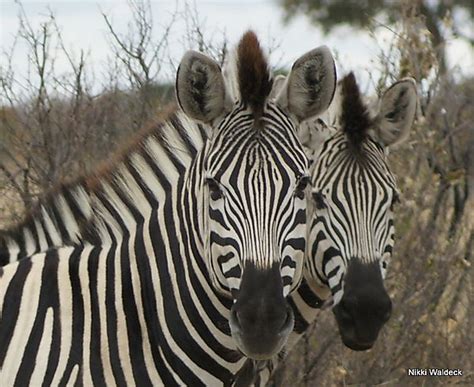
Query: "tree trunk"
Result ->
[[419, 1, 447, 74]]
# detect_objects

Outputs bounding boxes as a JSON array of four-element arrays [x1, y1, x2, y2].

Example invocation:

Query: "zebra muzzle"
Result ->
[[228, 263, 294, 360], [229, 304, 294, 360]]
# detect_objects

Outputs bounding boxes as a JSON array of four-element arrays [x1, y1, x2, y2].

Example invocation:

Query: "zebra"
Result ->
[[0, 46, 336, 270], [1, 63, 416, 375], [281, 73, 417, 356], [0, 31, 338, 385]]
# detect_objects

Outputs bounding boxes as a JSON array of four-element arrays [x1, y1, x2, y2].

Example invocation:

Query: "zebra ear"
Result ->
[[276, 46, 336, 122], [176, 51, 229, 123], [374, 78, 417, 147]]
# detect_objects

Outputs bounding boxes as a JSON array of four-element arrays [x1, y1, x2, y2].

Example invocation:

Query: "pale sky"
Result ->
[[1, 0, 473, 96]]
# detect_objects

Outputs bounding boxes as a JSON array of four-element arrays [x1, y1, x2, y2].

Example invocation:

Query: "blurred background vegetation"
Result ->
[[0, 0, 472, 385], [274, 1, 473, 385]]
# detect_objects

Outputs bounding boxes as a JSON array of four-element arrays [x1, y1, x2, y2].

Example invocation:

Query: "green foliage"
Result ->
[[281, 0, 392, 32], [280, 0, 474, 75], [280, 0, 473, 36]]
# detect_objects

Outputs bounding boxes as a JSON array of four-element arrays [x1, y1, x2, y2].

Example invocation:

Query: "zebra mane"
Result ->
[[84, 106, 192, 190], [237, 30, 273, 120], [340, 72, 373, 150], [2, 107, 206, 243]]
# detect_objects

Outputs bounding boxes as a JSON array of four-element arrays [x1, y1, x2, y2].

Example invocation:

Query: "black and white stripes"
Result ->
[[306, 131, 398, 303], [292, 73, 417, 352]]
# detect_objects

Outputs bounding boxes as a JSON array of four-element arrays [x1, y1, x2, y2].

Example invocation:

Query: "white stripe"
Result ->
[[65, 364, 79, 387], [35, 218, 48, 251], [145, 136, 180, 185], [2, 253, 45, 382], [5, 238, 20, 264], [51, 250, 74, 386], [41, 206, 62, 246], [23, 228, 36, 256], [0, 259, 18, 313], [96, 247, 115, 386], [56, 194, 81, 243], [30, 307, 54, 383], [79, 244, 94, 386]]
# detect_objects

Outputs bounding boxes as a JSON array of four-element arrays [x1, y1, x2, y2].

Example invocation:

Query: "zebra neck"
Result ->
[[0, 110, 209, 263], [301, 275, 332, 303], [181, 143, 208, 257]]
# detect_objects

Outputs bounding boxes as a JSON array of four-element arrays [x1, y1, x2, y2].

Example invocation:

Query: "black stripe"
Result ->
[[15, 250, 61, 386], [60, 246, 85, 386], [104, 239, 128, 386], [298, 279, 324, 309], [0, 259, 32, 367], [88, 247, 106, 386], [288, 297, 309, 334]]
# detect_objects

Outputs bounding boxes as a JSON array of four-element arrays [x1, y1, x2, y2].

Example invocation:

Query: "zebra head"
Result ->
[[176, 31, 336, 359], [305, 73, 417, 351]]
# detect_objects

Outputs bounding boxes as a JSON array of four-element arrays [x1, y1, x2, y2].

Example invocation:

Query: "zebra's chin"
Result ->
[[229, 306, 294, 360], [340, 338, 374, 352]]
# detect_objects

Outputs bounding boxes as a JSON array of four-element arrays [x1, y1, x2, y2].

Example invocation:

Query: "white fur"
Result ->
[[176, 51, 232, 124], [373, 78, 417, 147], [276, 45, 336, 122]]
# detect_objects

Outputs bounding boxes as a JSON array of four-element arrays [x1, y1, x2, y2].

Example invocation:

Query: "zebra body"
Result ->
[[0, 243, 242, 385], [0, 31, 338, 385], [0, 115, 242, 385]]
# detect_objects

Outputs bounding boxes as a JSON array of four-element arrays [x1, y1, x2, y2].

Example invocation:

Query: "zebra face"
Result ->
[[308, 135, 398, 350], [204, 102, 310, 297], [205, 101, 310, 359], [176, 31, 336, 359], [305, 74, 417, 350], [308, 134, 399, 296]]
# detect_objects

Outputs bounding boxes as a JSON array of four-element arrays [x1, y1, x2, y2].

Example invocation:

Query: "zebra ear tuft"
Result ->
[[276, 46, 336, 122], [374, 78, 417, 147], [176, 51, 229, 124]]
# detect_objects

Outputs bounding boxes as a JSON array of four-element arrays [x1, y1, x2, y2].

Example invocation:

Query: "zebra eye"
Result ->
[[294, 175, 310, 198], [312, 191, 326, 210], [205, 177, 223, 200]]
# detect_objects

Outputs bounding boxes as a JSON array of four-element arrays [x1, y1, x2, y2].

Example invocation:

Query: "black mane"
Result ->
[[340, 72, 372, 150], [237, 31, 273, 119]]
